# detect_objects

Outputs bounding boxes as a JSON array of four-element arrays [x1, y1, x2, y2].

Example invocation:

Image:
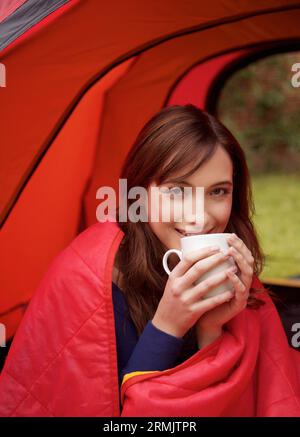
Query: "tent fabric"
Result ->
[[1, 0, 300, 338], [0, 1, 27, 23], [0, 0, 27, 23], [0, 58, 134, 339], [0, 220, 299, 416], [0, 0, 70, 50], [167, 50, 247, 107]]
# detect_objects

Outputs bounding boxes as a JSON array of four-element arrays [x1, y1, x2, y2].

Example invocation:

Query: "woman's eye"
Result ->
[[160, 186, 184, 196], [210, 188, 229, 197], [170, 187, 184, 196]]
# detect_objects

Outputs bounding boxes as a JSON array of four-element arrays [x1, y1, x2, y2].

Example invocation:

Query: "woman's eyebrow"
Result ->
[[165, 179, 233, 187], [166, 179, 192, 185], [209, 180, 233, 188]]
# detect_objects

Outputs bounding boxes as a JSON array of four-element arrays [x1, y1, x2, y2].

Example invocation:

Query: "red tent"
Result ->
[[1, 0, 300, 339]]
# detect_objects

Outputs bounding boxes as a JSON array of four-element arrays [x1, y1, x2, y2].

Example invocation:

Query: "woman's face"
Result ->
[[147, 145, 233, 251]]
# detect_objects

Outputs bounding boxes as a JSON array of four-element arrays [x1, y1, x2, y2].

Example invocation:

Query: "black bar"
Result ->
[[0, 417, 300, 435]]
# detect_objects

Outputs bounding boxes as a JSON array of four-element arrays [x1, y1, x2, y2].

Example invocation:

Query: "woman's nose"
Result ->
[[182, 210, 204, 228], [183, 210, 213, 231], [182, 194, 204, 226]]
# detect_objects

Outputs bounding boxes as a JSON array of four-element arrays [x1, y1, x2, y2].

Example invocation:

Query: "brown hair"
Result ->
[[115, 104, 266, 339]]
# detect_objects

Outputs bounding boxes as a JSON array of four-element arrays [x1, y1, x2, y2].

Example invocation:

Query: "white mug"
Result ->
[[162, 233, 236, 298]]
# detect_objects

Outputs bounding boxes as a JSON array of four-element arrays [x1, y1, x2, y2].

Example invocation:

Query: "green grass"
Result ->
[[251, 173, 300, 280]]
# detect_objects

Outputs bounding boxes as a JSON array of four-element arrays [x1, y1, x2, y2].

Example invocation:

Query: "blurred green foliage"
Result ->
[[218, 52, 300, 174]]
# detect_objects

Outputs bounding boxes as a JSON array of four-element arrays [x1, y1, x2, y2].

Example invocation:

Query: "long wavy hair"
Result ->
[[114, 104, 265, 343]]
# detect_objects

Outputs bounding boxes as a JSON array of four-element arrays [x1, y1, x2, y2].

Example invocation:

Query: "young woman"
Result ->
[[0, 105, 299, 417], [112, 104, 264, 387]]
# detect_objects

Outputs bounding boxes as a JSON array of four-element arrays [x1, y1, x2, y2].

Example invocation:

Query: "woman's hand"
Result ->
[[152, 246, 237, 339], [195, 233, 254, 348]]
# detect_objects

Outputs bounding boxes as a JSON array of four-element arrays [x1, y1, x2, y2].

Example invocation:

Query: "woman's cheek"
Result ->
[[220, 198, 233, 226], [210, 198, 232, 227]]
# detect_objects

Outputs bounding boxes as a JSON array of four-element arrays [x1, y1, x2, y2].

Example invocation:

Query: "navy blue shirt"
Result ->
[[112, 282, 198, 389]]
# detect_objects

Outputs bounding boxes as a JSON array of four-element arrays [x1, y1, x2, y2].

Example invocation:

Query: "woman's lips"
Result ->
[[175, 228, 203, 237], [175, 228, 185, 237]]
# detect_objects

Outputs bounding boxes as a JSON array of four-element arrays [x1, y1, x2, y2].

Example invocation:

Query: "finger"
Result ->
[[192, 289, 234, 315], [171, 246, 220, 278], [227, 234, 254, 266], [184, 265, 237, 303], [226, 271, 248, 306], [227, 246, 253, 281], [180, 251, 231, 288]]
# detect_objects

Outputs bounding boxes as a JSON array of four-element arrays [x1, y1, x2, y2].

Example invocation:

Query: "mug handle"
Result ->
[[162, 249, 182, 275]]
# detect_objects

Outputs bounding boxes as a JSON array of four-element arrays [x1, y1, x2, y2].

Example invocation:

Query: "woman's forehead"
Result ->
[[159, 146, 233, 186]]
